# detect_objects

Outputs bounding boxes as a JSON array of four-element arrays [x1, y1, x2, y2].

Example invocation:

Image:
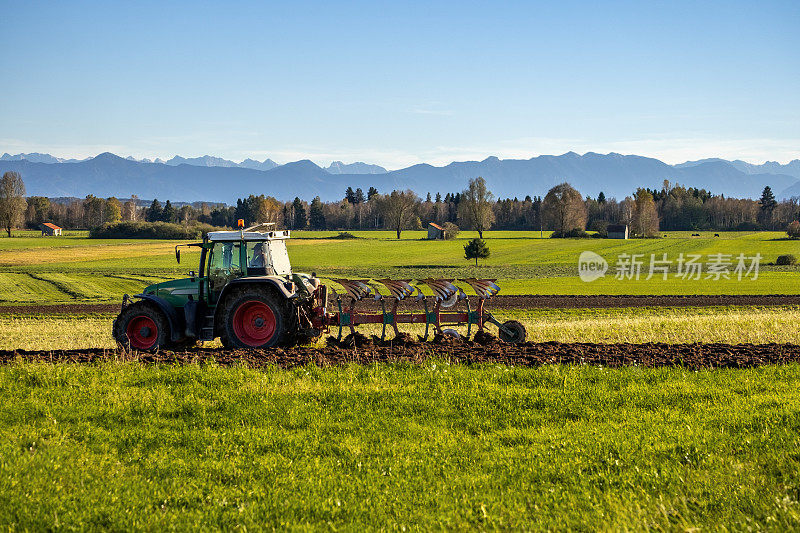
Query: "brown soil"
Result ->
[[2, 295, 800, 316], [3, 341, 799, 370]]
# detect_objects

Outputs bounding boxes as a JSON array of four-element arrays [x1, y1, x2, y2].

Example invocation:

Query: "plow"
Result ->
[[321, 278, 525, 343], [112, 223, 525, 352]]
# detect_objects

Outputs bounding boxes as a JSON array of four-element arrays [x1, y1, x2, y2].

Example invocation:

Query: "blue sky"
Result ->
[[1, 0, 798, 168]]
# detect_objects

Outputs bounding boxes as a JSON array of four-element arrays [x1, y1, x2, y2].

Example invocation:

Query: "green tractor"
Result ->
[[113, 223, 326, 351]]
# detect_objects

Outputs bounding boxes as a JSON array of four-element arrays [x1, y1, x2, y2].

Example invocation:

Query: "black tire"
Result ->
[[113, 301, 170, 352], [220, 287, 287, 349], [498, 320, 527, 344]]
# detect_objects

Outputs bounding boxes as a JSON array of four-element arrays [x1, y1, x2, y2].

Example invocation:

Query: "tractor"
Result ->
[[113, 222, 527, 351], [113, 223, 325, 351]]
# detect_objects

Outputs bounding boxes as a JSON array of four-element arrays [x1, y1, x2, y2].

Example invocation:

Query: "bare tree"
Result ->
[[0, 171, 26, 237], [458, 176, 495, 238], [378, 190, 419, 239], [541, 182, 586, 235]]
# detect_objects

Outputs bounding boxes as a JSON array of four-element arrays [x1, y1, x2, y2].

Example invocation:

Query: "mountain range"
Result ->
[[1, 151, 798, 204]]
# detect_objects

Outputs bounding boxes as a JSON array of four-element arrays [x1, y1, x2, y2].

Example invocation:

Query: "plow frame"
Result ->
[[309, 278, 519, 342]]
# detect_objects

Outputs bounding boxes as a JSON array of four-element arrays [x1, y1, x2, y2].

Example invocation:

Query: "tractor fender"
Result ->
[[218, 276, 296, 303], [134, 293, 185, 342]]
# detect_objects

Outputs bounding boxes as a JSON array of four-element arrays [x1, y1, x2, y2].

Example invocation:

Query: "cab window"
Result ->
[[246, 241, 269, 275], [208, 241, 243, 300]]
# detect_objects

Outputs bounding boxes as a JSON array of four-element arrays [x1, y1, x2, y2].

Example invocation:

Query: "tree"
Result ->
[[162, 200, 177, 223], [464, 238, 490, 266], [378, 190, 419, 239], [146, 199, 163, 222], [105, 197, 122, 223], [292, 197, 307, 229], [457, 177, 495, 238], [759, 186, 777, 229], [309, 196, 326, 229], [367, 187, 379, 201], [597, 191, 606, 204], [355, 188, 365, 204], [631, 189, 660, 237], [345, 187, 356, 204], [788, 220, 800, 240], [26, 196, 50, 224], [541, 183, 587, 235], [0, 171, 26, 237], [123, 195, 138, 221]]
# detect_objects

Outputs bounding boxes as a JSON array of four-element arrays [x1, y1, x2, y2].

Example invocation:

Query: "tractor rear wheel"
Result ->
[[499, 320, 527, 344], [221, 288, 286, 349], [114, 301, 170, 352]]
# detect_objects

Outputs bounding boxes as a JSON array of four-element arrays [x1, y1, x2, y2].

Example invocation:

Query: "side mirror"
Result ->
[[175, 247, 181, 264], [189, 270, 196, 278]]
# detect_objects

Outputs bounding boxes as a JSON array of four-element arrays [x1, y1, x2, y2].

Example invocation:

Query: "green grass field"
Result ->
[[1, 362, 799, 530], [1, 230, 798, 305]]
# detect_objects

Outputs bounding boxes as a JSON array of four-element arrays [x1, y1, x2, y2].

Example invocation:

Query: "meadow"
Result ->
[[1, 362, 799, 530], [0, 230, 798, 306]]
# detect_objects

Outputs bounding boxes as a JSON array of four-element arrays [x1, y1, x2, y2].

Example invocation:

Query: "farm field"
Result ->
[[3, 305, 799, 350], [1, 362, 799, 530], [0, 230, 798, 306]]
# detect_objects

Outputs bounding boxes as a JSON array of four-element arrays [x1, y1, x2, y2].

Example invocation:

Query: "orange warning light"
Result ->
[[237, 219, 245, 228]]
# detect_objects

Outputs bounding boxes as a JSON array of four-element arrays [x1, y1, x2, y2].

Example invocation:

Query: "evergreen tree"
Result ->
[[146, 199, 163, 222], [464, 238, 490, 266], [355, 188, 365, 204], [597, 191, 606, 204], [162, 200, 177, 223], [367, 187, 379, 201], [426, 192, 432, 202], [292, 197, 307, 229], [345, 187, 356, 204], [309, 196, 326, 229], [435, 192, 442, 203], [759, 186, 777, 228]]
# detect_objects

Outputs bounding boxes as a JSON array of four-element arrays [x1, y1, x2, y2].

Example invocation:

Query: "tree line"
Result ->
[[2, 170, 799, 238]]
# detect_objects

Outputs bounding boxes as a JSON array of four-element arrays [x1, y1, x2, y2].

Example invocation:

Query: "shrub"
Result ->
[[776, 254, 797, 266], [89, 221, 225, 239], [464, 238, 490, 266], [442, 222, 460, 240], [787, 221, 800, 239], [550, 228, 590, 238], [326, 232, 359, 240]]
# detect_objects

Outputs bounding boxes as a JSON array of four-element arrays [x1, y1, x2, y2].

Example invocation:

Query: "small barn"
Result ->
[[427, 222, 445, 240], [40, 223, 62, 236], [607, 224, 628, 239]]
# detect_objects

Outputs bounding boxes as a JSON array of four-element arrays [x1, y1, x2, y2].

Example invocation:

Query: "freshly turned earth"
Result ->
[[3, 338, 800, 370]]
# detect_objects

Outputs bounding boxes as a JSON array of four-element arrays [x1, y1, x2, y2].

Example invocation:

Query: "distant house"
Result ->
[[607, 224, 628, 239], [427, 222, 445, 240], [40, 223, 62, 236]]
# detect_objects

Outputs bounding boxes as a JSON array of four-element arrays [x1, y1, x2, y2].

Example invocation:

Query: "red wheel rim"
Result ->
[[232, 300, 276, 347], [126, 315, 158, 350]]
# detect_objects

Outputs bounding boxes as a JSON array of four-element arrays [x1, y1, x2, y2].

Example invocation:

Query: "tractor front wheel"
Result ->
[[114, 302, 170, 352], [221, 289, 286, 349]]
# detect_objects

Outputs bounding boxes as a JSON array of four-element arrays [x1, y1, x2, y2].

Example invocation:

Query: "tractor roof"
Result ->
[[207, 229, 291, 242]]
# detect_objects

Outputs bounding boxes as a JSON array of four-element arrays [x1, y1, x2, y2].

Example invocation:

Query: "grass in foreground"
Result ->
[[2, 306, 799, 350], [0, 362, 799, 530]]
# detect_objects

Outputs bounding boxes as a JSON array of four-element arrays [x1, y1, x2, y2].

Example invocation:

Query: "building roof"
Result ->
[[41, 223, 62, 230], [428, 222, 444, 230], [607, 224, 628, 233]]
